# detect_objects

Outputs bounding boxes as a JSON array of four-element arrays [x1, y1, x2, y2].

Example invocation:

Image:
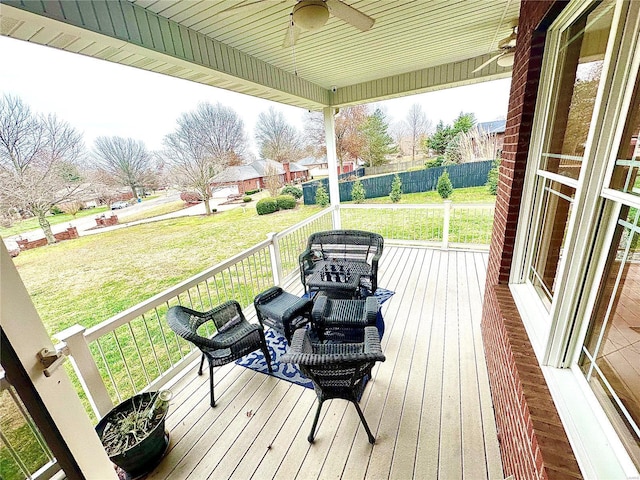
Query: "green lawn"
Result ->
[[13, 204, 323, 337]]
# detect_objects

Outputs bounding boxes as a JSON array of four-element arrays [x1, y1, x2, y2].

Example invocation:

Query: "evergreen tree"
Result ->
[[351, 179, 366, 203], [425, 120, 453, 155], [360, 108, 396, 167], [315, 183, 329, 207], [389, 174, 402, 203], [451, 112, 476, 135], [437, 170, 453, 199], [486, 158, 501, 195]]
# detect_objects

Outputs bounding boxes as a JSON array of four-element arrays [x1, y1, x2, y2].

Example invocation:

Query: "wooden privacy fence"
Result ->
[[303, 160, 493, 205]]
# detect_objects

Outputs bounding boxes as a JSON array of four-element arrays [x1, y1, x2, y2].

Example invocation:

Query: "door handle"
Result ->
[[37, 348, 67, 377]]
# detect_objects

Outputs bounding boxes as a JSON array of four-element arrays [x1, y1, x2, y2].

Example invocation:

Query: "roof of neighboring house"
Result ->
[[211, 160, 308, 183], [477, 120, 506, 134], [297, 156, 328, 167]]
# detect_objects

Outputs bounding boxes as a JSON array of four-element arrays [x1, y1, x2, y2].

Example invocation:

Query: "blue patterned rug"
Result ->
[[236, 288, 394, 389]]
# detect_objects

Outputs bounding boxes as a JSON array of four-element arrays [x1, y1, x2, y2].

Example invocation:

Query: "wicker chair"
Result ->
[[299, 230, 384, 297], [167, 301, 272, 407], [282, 326, 385, 444]]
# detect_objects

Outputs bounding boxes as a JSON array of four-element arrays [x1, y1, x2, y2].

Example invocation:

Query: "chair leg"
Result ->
[[198, 353, 205, 375], [352, 401, 375, 444], [308, 399, 324, 443], [259, 331, 273, 373], [209, 362, 216, 407]]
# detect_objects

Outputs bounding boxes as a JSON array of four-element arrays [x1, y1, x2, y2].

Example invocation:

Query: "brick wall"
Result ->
[[481, 1, 583, 479], [17, 227, 79, 250]]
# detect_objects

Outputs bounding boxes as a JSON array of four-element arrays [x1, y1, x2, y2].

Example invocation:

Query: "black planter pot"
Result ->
[[95, 392, 170, 479]]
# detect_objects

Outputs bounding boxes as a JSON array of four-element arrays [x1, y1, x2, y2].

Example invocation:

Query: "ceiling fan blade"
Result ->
[[325, 0, 374, 31], [283, 21, 302, 47], [472, 53, 502, 73]]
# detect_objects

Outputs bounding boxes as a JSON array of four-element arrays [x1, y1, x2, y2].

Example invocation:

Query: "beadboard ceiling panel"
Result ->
[[1, 0, 520, 110]]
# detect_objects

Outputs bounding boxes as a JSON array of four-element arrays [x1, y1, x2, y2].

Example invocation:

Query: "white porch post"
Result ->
[[323, 107, 342, 229], [267, 232, 283, 286], [55, 325, 114, 418], [0, 243, 117, 479]]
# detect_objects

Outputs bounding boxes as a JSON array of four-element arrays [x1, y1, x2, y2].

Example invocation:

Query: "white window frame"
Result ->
[[509, 0, 640, 477]]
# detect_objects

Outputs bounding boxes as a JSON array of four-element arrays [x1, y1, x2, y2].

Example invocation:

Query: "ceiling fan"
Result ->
[[216, 0, 375, 47], [473, 26, 518, 73]]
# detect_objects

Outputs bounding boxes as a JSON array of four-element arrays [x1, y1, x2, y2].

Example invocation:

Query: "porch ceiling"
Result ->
[[0, 0, 519, 110]]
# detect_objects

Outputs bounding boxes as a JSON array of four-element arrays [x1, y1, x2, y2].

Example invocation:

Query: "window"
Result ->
[[527, 0, 614, 310], [579, 71, 640, 468], [513, 0, 640, 473]]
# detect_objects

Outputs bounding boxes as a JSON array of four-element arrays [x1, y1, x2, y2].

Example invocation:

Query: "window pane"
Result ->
[[580, 207, 640, 468], [541, 0, 613, 180], [609, 63, 640, 197], [529, 180, 575, 307]]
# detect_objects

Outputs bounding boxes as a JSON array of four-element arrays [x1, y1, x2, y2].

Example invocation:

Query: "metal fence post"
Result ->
[[267, 232, 283, 286], [442, 200, 452, 250], [55, 325, 113, 418]]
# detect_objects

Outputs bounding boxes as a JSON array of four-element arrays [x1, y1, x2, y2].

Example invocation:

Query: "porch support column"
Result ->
[[0, 243, 117, 479], [323, 107, 341, 229]]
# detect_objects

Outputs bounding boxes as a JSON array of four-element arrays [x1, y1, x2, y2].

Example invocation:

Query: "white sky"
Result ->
[[1, 36, 511, 156]]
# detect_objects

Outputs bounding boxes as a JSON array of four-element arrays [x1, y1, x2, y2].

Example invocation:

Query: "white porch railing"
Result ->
[[340, 202, 495, 249], [52, 202, 494, 420], [0, 373, 58, 480], [54, 208, 334, 419]]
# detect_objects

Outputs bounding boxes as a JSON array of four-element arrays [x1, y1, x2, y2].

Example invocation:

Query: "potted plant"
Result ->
[[95, 390, 172, 478]]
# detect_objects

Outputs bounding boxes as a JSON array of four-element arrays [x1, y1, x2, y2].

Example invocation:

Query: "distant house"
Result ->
[[210, 159, 309, 194], [476, 119, 506, 156], [297, 156, 355, 177]]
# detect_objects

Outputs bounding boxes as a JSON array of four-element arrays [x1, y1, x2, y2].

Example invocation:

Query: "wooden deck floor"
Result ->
[[147, 246, 503, 480]]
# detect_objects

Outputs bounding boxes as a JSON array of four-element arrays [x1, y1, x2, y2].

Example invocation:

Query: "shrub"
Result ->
[[256, 198, 278, 215], [425, 156, 444, 169], [315, 184, 329, 207], [245, 189, 260, 195], [280, 185, 303, 199], [351, 179, 366, 203], [180, 191, 203, 204], [243, 196, 252, 203], [50, 205, 64, 215], [437, 170, 453, 199], [276, 194, 296, 210], [389, 174, 402, 203], [486, 158, 500, 195]]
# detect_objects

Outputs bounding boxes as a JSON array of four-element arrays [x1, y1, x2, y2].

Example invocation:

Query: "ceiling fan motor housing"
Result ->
[[293, 0, 330, 31]]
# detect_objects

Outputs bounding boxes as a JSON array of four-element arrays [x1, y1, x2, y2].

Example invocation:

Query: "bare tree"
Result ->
[[263, 162, 282, 197], [163, 102, 247, 215], [403, 104, 431, 161], [304, 105, 368, 173], [0, 94, 85, 244], [255, 107, 303, 162], [389, 122, 408, 157], [92, 136, 153, 200]]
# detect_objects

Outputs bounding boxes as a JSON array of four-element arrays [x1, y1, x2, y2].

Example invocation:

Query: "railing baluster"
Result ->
[[0, 430, 32, 478], [128, 322, 151, 385], [141, 313, 163, 377], [155, 307, 175, 367], [95, 337, 121, 404], [7, 387, 54, 461], [112, 329, 136, 394]]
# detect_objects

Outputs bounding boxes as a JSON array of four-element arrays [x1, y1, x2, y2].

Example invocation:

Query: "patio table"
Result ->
[[305, 260, 366, 298]]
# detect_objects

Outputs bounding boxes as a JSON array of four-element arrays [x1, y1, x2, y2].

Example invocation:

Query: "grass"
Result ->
[[13, 204, 322, 336]]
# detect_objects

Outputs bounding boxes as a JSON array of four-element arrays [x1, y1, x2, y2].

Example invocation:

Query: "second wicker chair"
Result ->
[[167, 301, 272, 407]]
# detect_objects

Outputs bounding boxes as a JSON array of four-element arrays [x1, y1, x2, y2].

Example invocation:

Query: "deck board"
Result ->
[[149, 246, 503, 480]]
